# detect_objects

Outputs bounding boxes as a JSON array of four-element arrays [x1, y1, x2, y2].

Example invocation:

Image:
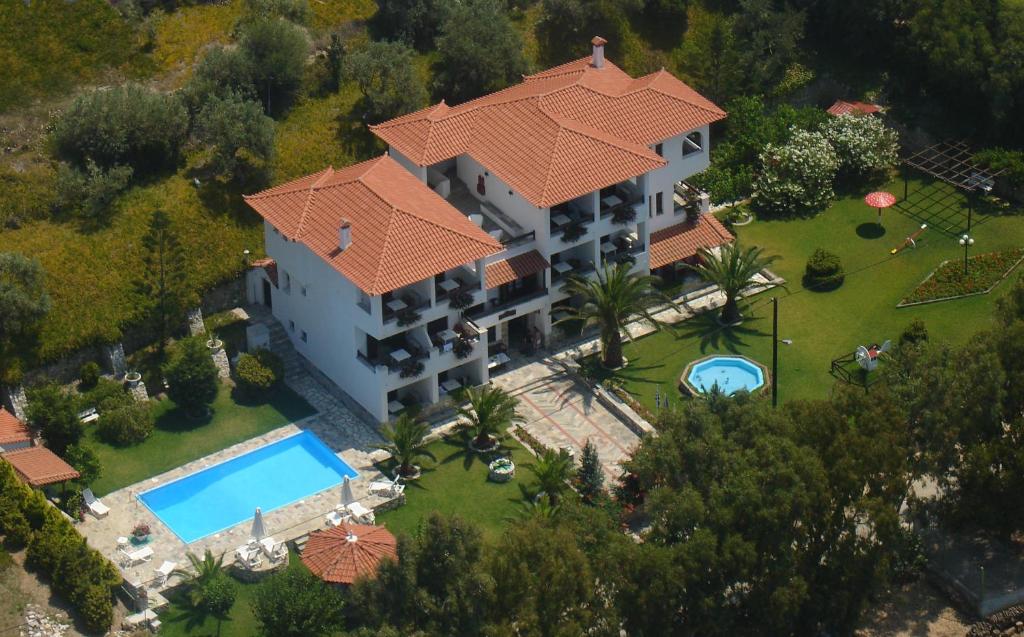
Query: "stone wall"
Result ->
[[968, 604, 1024, 636]]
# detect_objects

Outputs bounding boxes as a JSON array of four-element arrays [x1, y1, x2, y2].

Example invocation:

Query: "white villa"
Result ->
[[243, 37, 733, 423]]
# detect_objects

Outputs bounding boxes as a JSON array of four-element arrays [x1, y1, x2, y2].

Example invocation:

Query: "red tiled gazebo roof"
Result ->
[[649, 216, 734, 270], [2, 447, 80, 487], [0, 408, 32, 447], [301, 523, 397, 585]]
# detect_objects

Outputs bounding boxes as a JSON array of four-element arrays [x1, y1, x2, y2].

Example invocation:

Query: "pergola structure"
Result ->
[[901, 141, 1004, 235]]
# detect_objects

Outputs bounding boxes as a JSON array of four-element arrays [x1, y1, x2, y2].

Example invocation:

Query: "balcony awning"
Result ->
[[485, 250, 550, 289], [649, 216, 733, 270]]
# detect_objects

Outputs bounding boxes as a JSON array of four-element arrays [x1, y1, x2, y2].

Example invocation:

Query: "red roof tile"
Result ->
[[2, 447, 80, 487], [827, 100, 881, 116], [0, 408, 31, 446], [649, 215, 734, 270], [301, 523, 397, 585], [244, 156, 502, 296], [485, 250, 550, 289], [371, 51, 725, 208], [250, 258, 278, 287]]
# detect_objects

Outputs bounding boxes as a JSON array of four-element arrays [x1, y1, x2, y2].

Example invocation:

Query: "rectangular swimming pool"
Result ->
[[139, 430, 358, 543]]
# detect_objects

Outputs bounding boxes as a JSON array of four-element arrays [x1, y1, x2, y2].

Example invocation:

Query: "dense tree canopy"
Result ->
[[194, 93, 276, 186], [345, 41, 428, 123]]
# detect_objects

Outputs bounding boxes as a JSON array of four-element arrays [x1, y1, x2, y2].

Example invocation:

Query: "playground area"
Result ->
[[593, 177, 1024, 409]]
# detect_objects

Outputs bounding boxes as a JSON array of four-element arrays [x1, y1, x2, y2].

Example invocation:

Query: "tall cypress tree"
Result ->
[[136, 210, 194, 358]]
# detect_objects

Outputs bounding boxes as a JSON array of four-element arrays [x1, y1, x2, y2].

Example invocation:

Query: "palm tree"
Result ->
[[525, 448, 575, 505], [173, 549, 226, 609], [457, 385, 524, 450], [558, 262, 675, 369], [688, 242, 779, 325], [375, 412, 436, 478]]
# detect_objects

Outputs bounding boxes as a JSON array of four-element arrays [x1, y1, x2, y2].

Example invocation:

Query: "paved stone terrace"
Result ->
[[77, 416, 394, 593]]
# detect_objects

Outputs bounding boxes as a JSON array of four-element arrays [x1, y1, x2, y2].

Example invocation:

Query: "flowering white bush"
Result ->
[[753, 127, 839, 216], [821, 114, 899, 178]]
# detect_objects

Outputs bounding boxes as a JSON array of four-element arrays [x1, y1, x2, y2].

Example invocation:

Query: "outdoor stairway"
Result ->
[[264, 319, 303, 379]]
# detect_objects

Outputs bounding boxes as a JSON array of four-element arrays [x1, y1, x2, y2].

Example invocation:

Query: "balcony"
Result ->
[[358, 332, 431, 377], [674, 181, 709, 222], [430, 320, 482, 360], [599, 181, 643, 224], [552, 259, 596, 288], [445, 178, 535, 248], [382, 289, 431, 325], [466, 287, 549, 322], [435, 273, 481, 310], [550, 201, 594, 242], [600, 233, 644, 266]]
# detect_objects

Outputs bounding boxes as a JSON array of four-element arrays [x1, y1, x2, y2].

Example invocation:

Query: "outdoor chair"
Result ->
[[369, 476, 405, 498], [344, 501, 375, 525], [259, 537, 287, 562], [325, 510, 351, 527], [119, 546, 154, 567], [153, 561, 176, 586], [82, 488, 109, 518]]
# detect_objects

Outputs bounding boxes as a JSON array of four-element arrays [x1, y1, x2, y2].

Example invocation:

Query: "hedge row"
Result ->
[[0, 461, 121, 633]]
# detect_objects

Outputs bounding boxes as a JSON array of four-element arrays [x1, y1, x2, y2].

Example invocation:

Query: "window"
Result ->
[[283, 271, 292, 294], [289, 320, 295, 332], [683, 131, 703, 156], [655, 143, 663, 156], [655, 192, 664, 216], [300, 285, 307, 297], [300, 330, 308, 343]]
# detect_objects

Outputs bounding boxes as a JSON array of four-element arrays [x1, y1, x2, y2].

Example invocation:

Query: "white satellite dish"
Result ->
[[855, 345, 872, 370]]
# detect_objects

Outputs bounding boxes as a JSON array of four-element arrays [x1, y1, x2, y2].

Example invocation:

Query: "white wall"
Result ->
[[455, 155, 551, 247], [647, 125, 711, 234], [389, 149, 428, 183]]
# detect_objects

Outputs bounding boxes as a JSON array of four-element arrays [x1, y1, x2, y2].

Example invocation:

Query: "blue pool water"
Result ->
[[686, 356, 765, 395], [139, 430, 358, 543]]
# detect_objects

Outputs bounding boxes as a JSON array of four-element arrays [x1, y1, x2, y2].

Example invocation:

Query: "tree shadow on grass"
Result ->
[[155, 406, 214, 433], [856, 222, 887, 239], [336, 103, 386, 163], [672, 310, 771, 355], [161, 589, 231, 636], [438, 430, 515, 472]]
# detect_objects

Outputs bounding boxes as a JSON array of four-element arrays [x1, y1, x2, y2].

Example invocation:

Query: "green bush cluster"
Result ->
[[78, 362, 101, 390], [97, 401, 155, 446], [164, 336, 220, 416], [0, 461, 121, 633], [803, 248, 845, 290], [236, 349, 284, 398]]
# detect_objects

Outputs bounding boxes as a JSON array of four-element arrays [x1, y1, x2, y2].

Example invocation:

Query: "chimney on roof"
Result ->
[[339, 221, 351, 251], [591, 36, 607, 69]]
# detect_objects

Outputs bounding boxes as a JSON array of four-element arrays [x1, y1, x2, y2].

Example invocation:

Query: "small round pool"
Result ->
[[681, 355, 767, 396]]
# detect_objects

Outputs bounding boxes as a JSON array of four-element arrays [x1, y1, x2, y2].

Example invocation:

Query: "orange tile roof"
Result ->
[[649, 215, 734, 270], [827, 100, 881, 116], [0, 408, 31, 446], [485, 250, 550, 289], [2, 447, 80, 487], [371, 51, 725, 208], [301, 523, 397, 585], [249, 258, 278, 287], [244, 156, 502, 296]]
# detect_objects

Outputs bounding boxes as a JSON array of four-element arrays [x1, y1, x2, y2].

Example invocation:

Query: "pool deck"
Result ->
[[76, 414, 399, 594]]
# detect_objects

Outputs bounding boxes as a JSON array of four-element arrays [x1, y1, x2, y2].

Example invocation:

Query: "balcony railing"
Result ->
[[466, 288, 549, 321], [554, 261, 596, 290]]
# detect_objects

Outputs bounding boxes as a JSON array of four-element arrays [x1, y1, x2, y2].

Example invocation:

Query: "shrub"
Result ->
[[78, 584, 115, 634], [448, 289, 475, 310], [64, 444, 102, 485], [243, 0, 311, 25], [611, 206, 637, 225], [753, 127, 839, 217], [201, 576, 237, 615], [561, 222, 586, 242], [575, 439, 604, 503], [194, 93, 276, 186], [52, 84, 188, 176], [97, 402, 155, 446], [396, 307, 421, 326], [236, 349, 284, 397], [26, 383, 82, 457], [164, 336, 220, 417], [900, 319, 929, 345], [55, 160, 133, 223], [61, 489, 85, 520], [78, 362, 101, 390], [82, 378, 133, 413], [238, 18, 310, 116], [453, 338, 474, 359], [400, 360, 425, 378], [803, 248, 845, 290], [820, 114, 899, 180], [974, 148, 1024, 195], [184, 46, 257, 114]]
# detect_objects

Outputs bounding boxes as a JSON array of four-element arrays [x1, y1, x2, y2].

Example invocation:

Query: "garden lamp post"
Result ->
[[959, 234, 974, 275]]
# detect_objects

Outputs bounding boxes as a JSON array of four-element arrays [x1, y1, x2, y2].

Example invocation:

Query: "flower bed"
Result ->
[[900, 249, 1024, 305]]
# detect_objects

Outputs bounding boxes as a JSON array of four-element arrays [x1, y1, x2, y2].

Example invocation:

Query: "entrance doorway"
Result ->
[[262, 279, 273, 309]]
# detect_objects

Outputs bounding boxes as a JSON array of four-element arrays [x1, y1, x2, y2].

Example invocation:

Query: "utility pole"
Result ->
[[772, 297, 778, 408]]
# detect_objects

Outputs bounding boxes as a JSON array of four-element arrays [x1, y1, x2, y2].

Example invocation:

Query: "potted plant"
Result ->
[[488, 456, 515, 482], [449, 288, 475, 310], [612, 206, 637, 225], [124, 370, 142, 387], [396, 307, 422, 327], [453, 337, 474, 359], [399, 360, 425, 378], [206, 337, 224, 353], [561, 222, 586, 243], [131, 522, 151, 544]]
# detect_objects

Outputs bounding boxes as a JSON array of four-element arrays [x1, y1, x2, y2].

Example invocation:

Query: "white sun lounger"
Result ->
[[119, 546, 154, 567], [153, 560, 176, 586], [325, 510, 351, 527], [368, 476, 405, 498], [259, 537, 287, 562], [343, 501, 375, 525], [82, 488, 109, 518]]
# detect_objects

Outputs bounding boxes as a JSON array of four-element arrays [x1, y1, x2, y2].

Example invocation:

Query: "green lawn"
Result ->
[[376, 436, 537, 543], [601, 179, 1024, 410], [87, 385, 315, 496]]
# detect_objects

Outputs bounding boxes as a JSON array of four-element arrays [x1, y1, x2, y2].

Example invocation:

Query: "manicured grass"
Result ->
[[158, 550, 317, 637], [598, 179, 1024, 410], [376, 436, 537, 543], [87, 385, 315, 496]]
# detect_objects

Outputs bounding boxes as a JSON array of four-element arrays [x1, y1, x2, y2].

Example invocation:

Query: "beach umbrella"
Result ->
[[250, 507, 266, 541], [341, 475, 355, 508], [864, 191, 896, 227], [301, 523, 397, 585]]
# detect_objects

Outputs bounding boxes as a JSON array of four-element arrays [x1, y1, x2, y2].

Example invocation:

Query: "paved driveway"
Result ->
[[492, 358, 641, 480]]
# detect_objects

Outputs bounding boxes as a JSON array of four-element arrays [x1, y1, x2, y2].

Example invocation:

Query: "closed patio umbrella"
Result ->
[[341, 476, 355, 508], [250, 507, 267, 542]]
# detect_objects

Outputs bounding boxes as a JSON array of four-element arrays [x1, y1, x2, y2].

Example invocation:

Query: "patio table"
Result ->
[[438, 328, 458, 342], [438, 279, 459, 292], [387, 400, 404, 414], [390, 348, 411, 363], [552, 213, 571, 227], [440, 379, 462, 393], [600, 243, 617, 255], [602, 194, 623, 208], [385, 299, 407, 312], [552, 262, 573, 274]]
